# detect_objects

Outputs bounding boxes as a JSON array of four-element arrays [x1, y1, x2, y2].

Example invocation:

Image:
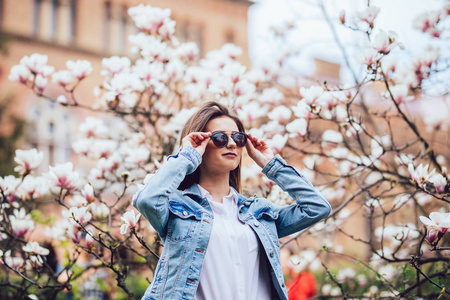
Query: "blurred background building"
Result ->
[[0, 0, 253, 174]]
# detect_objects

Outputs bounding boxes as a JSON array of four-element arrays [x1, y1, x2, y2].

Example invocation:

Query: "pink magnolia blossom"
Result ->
[[10, 208, 35, 237], [369, 30, 403, 55], [286, 118, 308, 137], [14, 149, 43, 175], [258, 87, 283, 104], [52, 70, 75, 87], [101, 56, 131, 78], [81, 184, 95, 202], [35, 75, 47, 93], [0, 175, 21, 197], [90, 202, 109, 219], [419, 212, 450, 244], [359, 48, 382, 67], [176, 42, 199, 61], [47, 162, 79, 190], [267, 134, 288, 154], [430, 174, 447, 194], [128, 4, 175, 39], [9, 64, 33, 84], [268, 105, 292, 124], [222, 63, 246, 84], [120, 210, 141, 235], [384, 85, 414, 104], [408, 163, 436, 189], [291, 101, 313, 119], [67, 226, 82, 244], [221, 43, 243, 60], [23, 241, 50, 256], [357, 6, 380, 29], [237, 102, 268, 123], [62, 206, 92, 227], [20, 53, 51, 74], [299, 86, 323, 106], [79, 117, 109, 139], [66, 59, 93, 80], [125, 146, 150, 165], [57, 95, 69, 104], [339, 10, 346, 24], [16, 175, 48, 200]]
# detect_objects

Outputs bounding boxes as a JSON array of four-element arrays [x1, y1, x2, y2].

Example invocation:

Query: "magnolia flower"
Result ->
[[14, 149, 44, 175], [339, 10, 345, 24], [359, 48, 382, 67], [258, 87, 283, 104], [10, 208, 35, 237], [125, 146, 150, 165], [357, 6, 380, 29], [291, 101, 312, 119], [9, 64, 33, 84], [299, 86, 323, 105], [221, 43, 243, 59], [66, 59, 93, 80], [67, 226, 82, 244], [67, 195, 88, 207], [20, 53, 50, 74], [286, 118, 308, 137], [384, 85, 413, 104], [322, 130, 343, 145], [90, 202, 109, 219], [23, 241, 50, 256], [128, 4, 174, 39], [81, 184, 95, 202], [266, 134, 288, 154], [103, 72, 145, 101], [79, 117, 109, 139], [45, 222, 67, 241], [268, 106, 292, 124], [35, 75, 47, 93], [0, 175, 21, 197], [3, 250, 24, 269], [408, 163, 436, 189], [15, 175, 48, 200], [430, 174, 447, 194], [419, 212, 450, 244], [52, 70, 75, 87], [369, 30, 403, 55], [222, 63, 246, 83], [47, 162, 79, 190], [176, 42, 199, 61], [237, 102, 268, 123], [120, 210, 141, 235], [101, 56, 131, 78], [62, 206, 92, 227], [57, 95, 69, 104]]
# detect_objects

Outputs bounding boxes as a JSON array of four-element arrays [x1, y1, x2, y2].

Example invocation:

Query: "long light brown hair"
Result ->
[[178, 101, 245, 192]]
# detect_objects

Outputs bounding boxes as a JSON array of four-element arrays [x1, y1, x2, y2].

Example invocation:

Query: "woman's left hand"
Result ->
[[246, 134, 274, 169]]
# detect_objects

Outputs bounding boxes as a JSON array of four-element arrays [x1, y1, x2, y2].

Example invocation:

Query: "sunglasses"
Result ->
[[210, 131, 248, 148]]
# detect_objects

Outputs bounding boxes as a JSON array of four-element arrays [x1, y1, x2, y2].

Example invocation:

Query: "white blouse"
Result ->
[[195, 184, 272, 300]]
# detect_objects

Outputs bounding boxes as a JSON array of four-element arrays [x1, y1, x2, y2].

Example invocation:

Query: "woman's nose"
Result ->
[[227, 136, 237, 148]]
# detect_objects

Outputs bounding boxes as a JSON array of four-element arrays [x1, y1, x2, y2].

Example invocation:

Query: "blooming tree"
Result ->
[[2, 1, 450, 299]]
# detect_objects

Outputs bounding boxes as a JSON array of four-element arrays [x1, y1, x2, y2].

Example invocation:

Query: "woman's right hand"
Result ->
[[181, 132, 211, 156]]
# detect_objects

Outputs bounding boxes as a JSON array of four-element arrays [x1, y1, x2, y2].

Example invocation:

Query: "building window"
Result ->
[[176, 21, 203, 57], [225, 29, 235, 44], [33, 0, 42, 37], [103, 2, 111, 53]]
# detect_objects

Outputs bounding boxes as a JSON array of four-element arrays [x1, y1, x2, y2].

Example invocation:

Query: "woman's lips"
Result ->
[[222, 153, 237, 158]]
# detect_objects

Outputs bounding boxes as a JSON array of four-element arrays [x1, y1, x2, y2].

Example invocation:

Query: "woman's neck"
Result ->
[[198, 170, 230, 203]]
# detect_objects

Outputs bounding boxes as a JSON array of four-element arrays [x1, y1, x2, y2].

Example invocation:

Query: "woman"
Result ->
[[132, 101, 331, 300]]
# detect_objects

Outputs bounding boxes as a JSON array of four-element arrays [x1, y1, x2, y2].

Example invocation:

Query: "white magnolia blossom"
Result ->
[[120, 210, 142, 235], [90, 202, 110, 219], [52, 70, 75, 87], [258, 87, 283, 104], [81, 184, 95, 202], [384, 84, 414, 104], [299, 86, 323, 105], [237, 102, 269, 123], [430, 174, 447, 194], [128, 4, 175, 39], [408, 163, 436, 189], [291, 101, 312, 119], [268, 105, 292, 124], [286, 118, 307, 137], [103, 72, 145, 102], [66, 59, 92, 80], [359, 48, 382, 67], [46, 162, 79, 190], [322, 130, 343, 145], [35, 75, 48, 93], [23, 241, 50, 256], [62, 206, 92, 227], [419, 212, 450, 244], [0, 175, 21, 195], [15, 175, 48, 200], [176, 42, 199, 61], [79, 117, 109, 139], [101, 56, 131, 78], [9, 64, 33, 84], [45, 221, 68, 241], [125, 146, 150, 165], [369, 30, 403, 54], [357, 6, 380, 28], [221, 43, 243, 59], [10, 208, 35, 237], [14, 149, 44, 175], [266, 134, 288, 154], [19, 53, 52, 75], [67, 195, 88, 207]]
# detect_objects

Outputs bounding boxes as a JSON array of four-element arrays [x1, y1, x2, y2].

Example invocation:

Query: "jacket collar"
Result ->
[[182, 184, 252, 206]]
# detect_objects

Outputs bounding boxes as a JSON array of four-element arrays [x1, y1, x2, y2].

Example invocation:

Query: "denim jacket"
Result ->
[[132, 147, 331, 300]]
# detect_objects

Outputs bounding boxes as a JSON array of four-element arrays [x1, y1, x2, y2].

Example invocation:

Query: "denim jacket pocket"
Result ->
[[167, 202, 201, 241]]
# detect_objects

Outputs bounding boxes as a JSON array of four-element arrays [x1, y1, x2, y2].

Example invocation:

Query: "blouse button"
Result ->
[[183, 211, 188, 216]]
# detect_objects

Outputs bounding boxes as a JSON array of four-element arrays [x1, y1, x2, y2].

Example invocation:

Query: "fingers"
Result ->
[[183, 132, 211, 148], [248, 134, 265, 148]]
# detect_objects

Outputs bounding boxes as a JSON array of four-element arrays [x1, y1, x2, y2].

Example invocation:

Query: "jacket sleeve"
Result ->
[[261, 155, 331, 238], [132, 146, 202, 237]]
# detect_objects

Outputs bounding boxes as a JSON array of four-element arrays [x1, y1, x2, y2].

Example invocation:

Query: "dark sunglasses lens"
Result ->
[[212, 132, 228, 148], [232, 132, 247, 147]]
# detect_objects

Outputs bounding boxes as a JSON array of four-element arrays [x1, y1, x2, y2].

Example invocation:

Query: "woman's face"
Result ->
[[200, 116, 243, 174]]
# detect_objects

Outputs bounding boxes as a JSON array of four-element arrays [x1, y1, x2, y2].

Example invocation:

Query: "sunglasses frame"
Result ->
[[210, 131, 248, 148]]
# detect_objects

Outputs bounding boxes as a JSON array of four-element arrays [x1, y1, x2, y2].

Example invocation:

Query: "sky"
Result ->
[[247, 0, 448, 85]]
